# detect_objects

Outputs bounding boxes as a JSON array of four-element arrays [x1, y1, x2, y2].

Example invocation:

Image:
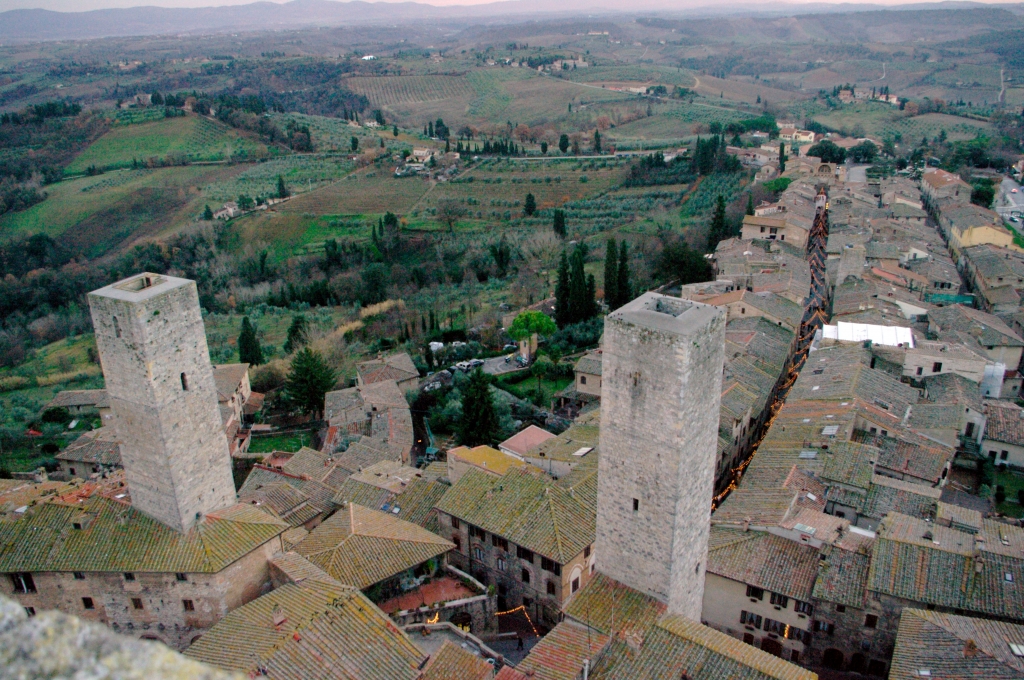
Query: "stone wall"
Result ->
[[596, 294, 726, 620], [7, 537, 280, 650], [88, 274, 237, 533]]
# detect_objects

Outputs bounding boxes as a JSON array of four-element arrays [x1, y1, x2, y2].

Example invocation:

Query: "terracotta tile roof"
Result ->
[[499, 425, 557, 457], [295, 503, 453, 589], [812, 546, 870, 608], [604, 614, 817, 680], [448, 445, 526, 476], [494, 667, 530, 680], [984, 400, 1024, 447], [239, 466, 336, 517], [868, 513, 1024, 619], [524, 418, 600, 463], [862, 474, 941, 521], [929, 304, 1024, 348], [707, 527, 819, 601], [421, 640, 494, 680], [212, 363, 248, 402], [333, 477, 396, 511], [574, 352, 603, 377], [240, 481, 319, 527], [554, 464, 599, 509], [819, 441, 878, 491], [55, 429, 122, 467], [563, 572, 666, 639], [889, 609, 1024, 680], [46, 389, 108, 410], [436, 466, 595, 564], [357, 353, 419, 385], [0, 494, 287, 573], [185, 579, 427, 679], [391, 477, 450, 530], [517, 620, 610, 680], [863, 431, 953, 483], [936, 501, 982, 533], [0, 479, 78, 522]]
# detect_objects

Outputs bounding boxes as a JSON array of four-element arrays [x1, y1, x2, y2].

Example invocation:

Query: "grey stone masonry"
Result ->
[[88, 273, 237, 533], [596, 293, 726, 620]]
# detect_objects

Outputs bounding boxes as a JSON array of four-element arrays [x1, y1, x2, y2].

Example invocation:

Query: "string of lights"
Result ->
[[494, 604, 539, 636], [712, 194, 831, 510]]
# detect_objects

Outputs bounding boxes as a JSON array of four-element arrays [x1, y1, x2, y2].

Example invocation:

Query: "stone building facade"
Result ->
[[88, 273, 237, 533], [596, 293, 726, 620]]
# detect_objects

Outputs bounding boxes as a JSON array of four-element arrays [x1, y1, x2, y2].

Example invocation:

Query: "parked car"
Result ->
[[502, 343, 518, 351], [468, 358, 485, 368]]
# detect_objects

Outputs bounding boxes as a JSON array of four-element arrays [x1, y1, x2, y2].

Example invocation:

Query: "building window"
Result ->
[[770, 592, 789, 608], [546, 581, 556, 595], [451, 517, 460, 529], [790, 651, 800, 663], [473, 546, 484, 561], [82, 597, 94, 610], [932, 362, 942, 373], [746, 585, 765, 601], [916, 367, 923, 376], [517, 546, 534, 562], [175, 573, 187, 582], [453, 536, 461, 551], [632, 498, 639, 512], [572, 577, 580, 593], [113, 316, 121, 338], [131, 598, 144, 610], [183, 599, 195, 612], [11, 573, 35, 594], [792, 600, 813, 615], [541, 557, 561, 576], [123, 573, 135, 582], [521, 569, 531, 584], [73, 572, 85, 580], [492, 535, 509, 552], [580, 375, 587, 385], [1001, 451, 1009, 461], [814, 620, 835, 635], [740, 611, 763, 628], [584, 546, 591, 558], [24, 607, 35, 617], [497, 557, 507, 572], [69, 467, 76, 476], [180, 373, 189, 391], [864, 614, 878, 629], [835, 604, 846, 613], [470, 526, 486, 540]]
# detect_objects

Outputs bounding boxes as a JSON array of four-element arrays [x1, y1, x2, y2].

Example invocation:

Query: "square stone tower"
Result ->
[[88, 273, 236, 533], [596, 293, 726, 620]]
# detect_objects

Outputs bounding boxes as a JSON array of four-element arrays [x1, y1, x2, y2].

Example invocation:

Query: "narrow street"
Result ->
[[713, 188, 831, 508]]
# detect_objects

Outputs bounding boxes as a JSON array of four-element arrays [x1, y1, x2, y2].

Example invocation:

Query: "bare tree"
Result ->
[[436, 199, 467, 233]]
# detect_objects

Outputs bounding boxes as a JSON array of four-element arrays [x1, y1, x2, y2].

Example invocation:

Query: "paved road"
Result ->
[[846, 164, 870, 183], [481, 355, 526, 376], [999, 177, 1024, 218]]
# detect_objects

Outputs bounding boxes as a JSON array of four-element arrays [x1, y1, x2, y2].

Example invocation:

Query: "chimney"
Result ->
[[964, 639, 978, 658]]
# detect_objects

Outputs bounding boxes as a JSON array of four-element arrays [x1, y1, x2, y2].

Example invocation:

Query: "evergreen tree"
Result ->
[[616, 241, 631, 307], [350, 136, 359, 152], [568, 247, 589, 324], [779, 142, 787, 174], [203, 204, 214, 220], [237, 317, 263, 366], [424, 344, 435, 370], [283, 348, 336, 420], [559, 133, 570, 154], [593, 129, 601, 154], [746, 193, 755, 216], [555, 250, 571, 327], [552, 209, 566, 238], [277, 175, 289, 199], [458, 369, 499, 446], [393, 124, 399, 137], [421, 315, 427, 333], [524, 193, 536, 216], [284, 314, 308, 354], [707, 194, 728, 251], [585, 273, 597, 319], [604, 239, 619, 309]]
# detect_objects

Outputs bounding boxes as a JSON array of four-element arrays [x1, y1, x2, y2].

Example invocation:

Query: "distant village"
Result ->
[[5, 133, 1024, 680]]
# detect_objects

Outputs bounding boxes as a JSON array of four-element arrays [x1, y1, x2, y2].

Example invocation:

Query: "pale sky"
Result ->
[[0, 0, 1018, 12]]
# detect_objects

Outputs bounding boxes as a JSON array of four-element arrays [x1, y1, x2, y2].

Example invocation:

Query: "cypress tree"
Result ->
[[604, 239, 619, 309], [746, 193, 755, 216], [203, 204, 214, 220], [277, 175, 288, 199], [616, 242, 631, 308], [283, 314, 308, 354], [237, 317, 263, 366], [568, 247, 588, 324], [593, 129, 601, 154], [458, 369, 499, 446], [555, 250, 571, 328], [524, 193, 536, 216], [707, 194, 728, 251], [552, 209, 566, 238], [585, 273, 597, 319]]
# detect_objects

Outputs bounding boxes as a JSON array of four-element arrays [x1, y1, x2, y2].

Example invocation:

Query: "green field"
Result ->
[[811, 102, 993, 143], [0, 165, 242, 255], [66, 116, 268, 173]]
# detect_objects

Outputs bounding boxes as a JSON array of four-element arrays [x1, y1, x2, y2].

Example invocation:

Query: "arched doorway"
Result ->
[[822, 648, 844, 670], [849, 653, 867, 673]]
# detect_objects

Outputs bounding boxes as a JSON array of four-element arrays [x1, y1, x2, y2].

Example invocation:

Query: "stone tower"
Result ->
[[596, 293, 726, 620], [88, 273, 236, 533]]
